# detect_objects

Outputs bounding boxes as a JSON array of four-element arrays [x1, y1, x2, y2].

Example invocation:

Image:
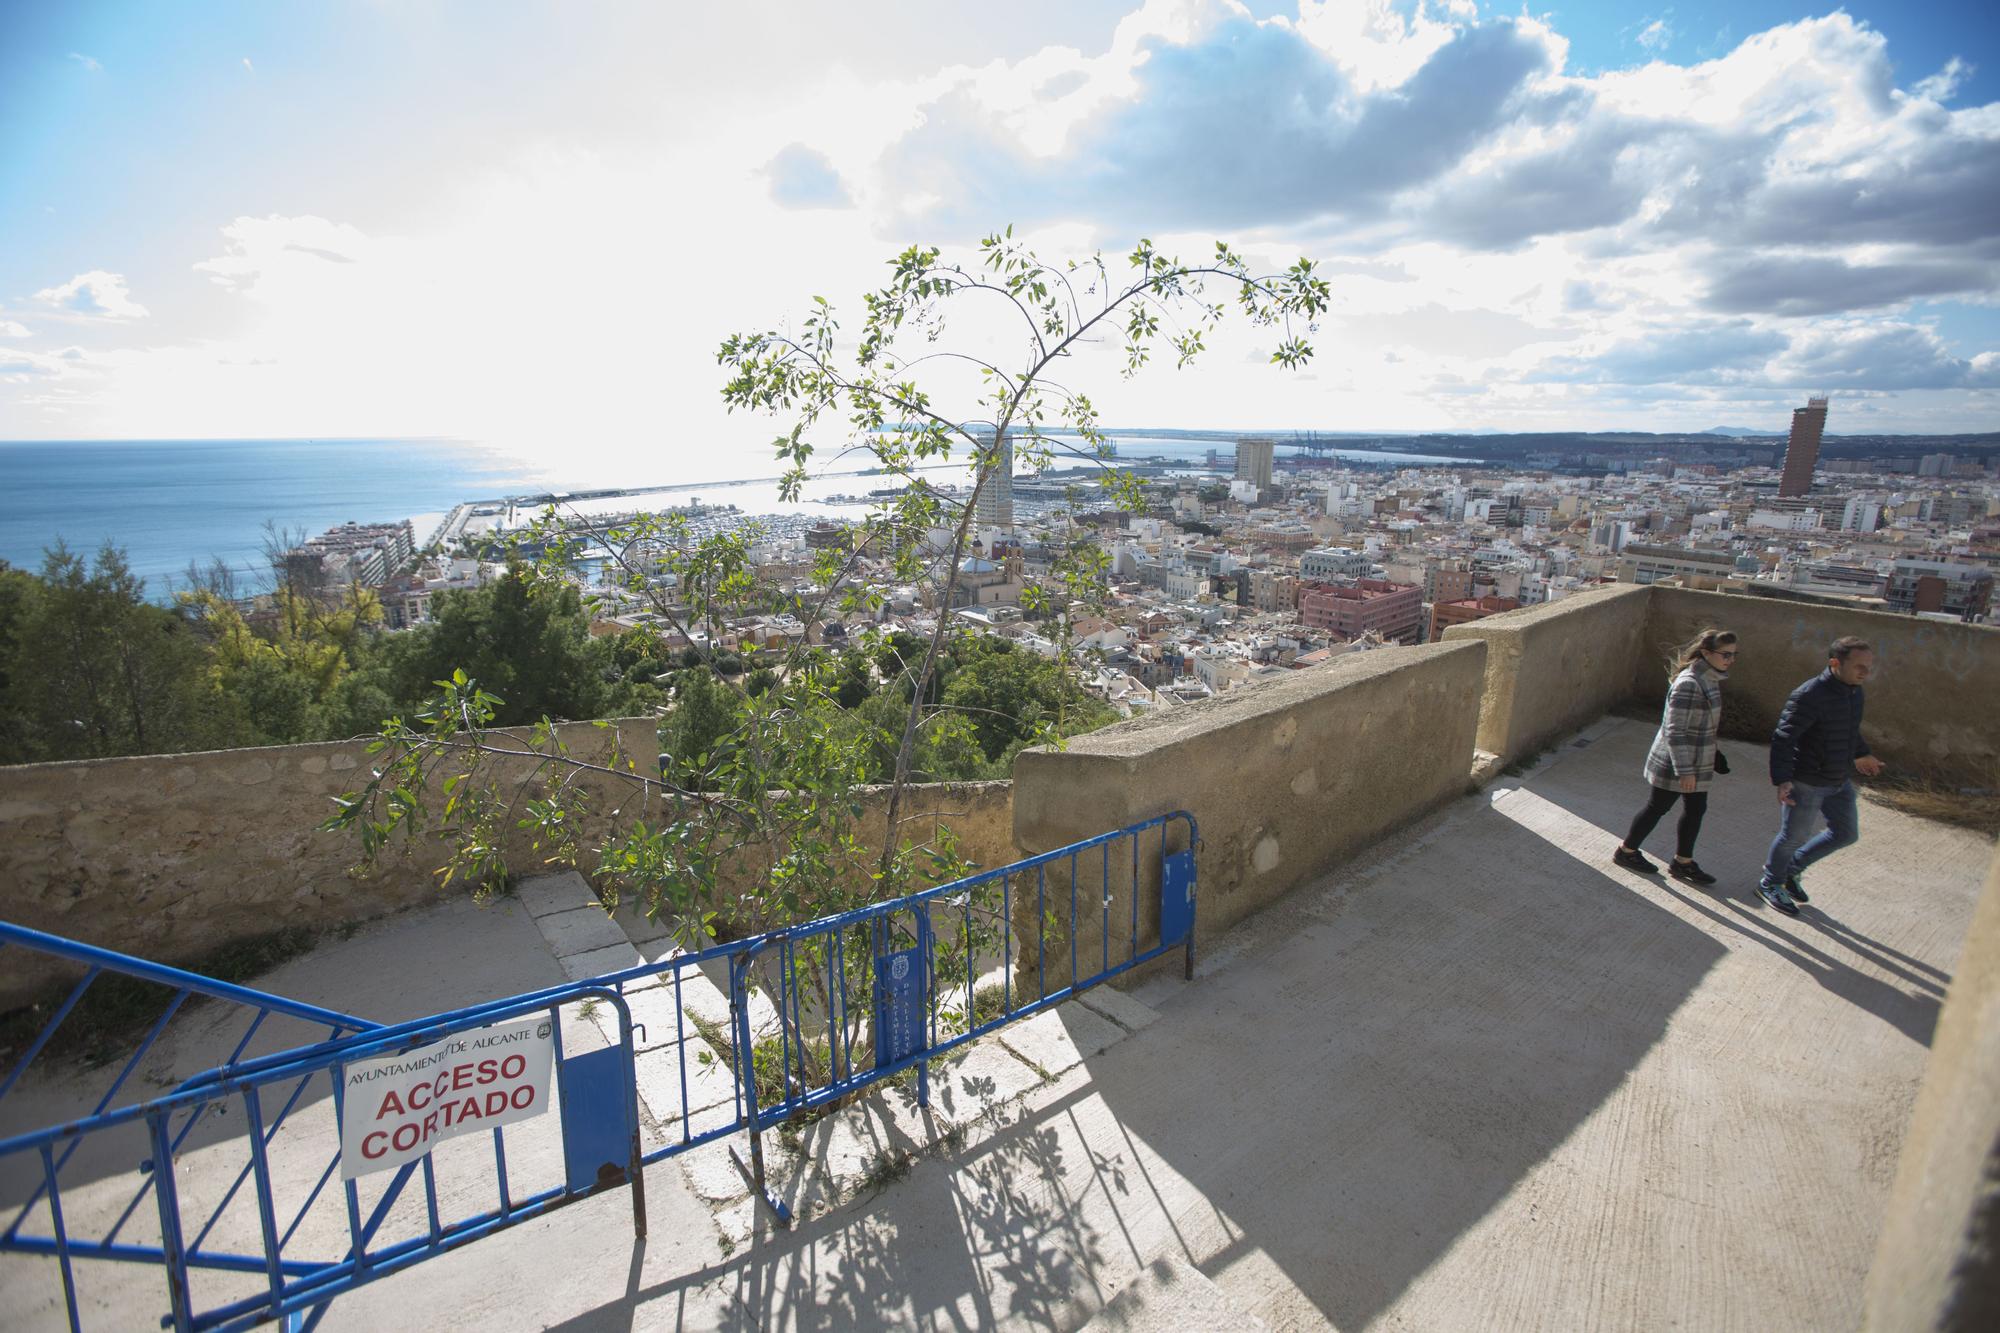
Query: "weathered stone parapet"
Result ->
[[0, 718, 660, 1008], [1863, 838, 2000, 1331], [1442, 583, 1652, 768], [1643, 587, 2000, 780], [1010, 640, 1487, 996], [0, 715, 1015, 1010]]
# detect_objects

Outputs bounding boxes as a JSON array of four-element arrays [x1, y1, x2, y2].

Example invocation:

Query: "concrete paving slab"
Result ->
[[633, 1040, 737, 1126], [610, 900, 677, 944], [713, 1192, 786, 1249], [885, 1040, 1044, 1135], [511, 869, 595, 919], [558, 941, 643, 983], [1077, 983, 1161, 1033], [532, 903, 628, 958], [670, 968, 734, 1028], [775, 1098, 913, 1209], [1084, 1255, 1271, 1332], [558, 1009, 613, 1057], [679, 1139, 757, 1204], [999, 1002, 1126, 1076], [587, 984, 695, 1053], [645, 958, 781, 1038]]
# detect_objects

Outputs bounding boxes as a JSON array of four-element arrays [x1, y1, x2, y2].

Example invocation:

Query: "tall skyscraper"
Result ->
[[1778, 396, 1829, 497], [1234, 437, 1274, 493], [973, 429, 1014, 528]]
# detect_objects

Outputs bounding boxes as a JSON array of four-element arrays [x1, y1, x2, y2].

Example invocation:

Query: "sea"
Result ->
[[0, 434, 1471, 600]]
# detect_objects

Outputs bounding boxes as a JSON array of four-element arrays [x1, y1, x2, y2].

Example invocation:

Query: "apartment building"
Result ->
[[1296, 578, 1424, 644]]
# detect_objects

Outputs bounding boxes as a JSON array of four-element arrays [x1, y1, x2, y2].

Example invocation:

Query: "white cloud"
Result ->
[[877, 7, 1564, 236], [65, 150, 900, 458], [1773, 321, 1995, 390], [7, 5, 1996, 441], [33, 271, 150, 319], [0, 321, 29, 338], [1635, 19, 1672, 53], [1913, 57, 1970, 103], [0, 346, 88, 378], [243, 57, 255, 74], [67, 52, 101, 73]]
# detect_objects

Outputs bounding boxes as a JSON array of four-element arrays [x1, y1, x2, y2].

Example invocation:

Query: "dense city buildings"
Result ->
[[1778, 396, 1830, 497], [1623, 543, 1741, 586], [319, 407, 1992, 718], [288, 520, 415, 588], [1885, 559, 1994, 618]]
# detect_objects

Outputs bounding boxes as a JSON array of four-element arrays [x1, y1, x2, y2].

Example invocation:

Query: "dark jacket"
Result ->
[[1769, 669, 1871, 787]]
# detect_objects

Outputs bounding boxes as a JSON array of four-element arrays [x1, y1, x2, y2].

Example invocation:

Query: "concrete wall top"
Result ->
[[1048, 641, 1478, 763], [1013, 640, 1487, 973], [1442, 584, 1653, 764]]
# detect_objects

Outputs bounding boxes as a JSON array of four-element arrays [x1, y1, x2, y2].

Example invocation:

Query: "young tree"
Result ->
[[326, 229, 1326, 1078], [716, 230, 1325, 855]]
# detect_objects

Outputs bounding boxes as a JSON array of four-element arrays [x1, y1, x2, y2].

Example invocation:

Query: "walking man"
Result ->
[[1759, 636, 1885, 916]]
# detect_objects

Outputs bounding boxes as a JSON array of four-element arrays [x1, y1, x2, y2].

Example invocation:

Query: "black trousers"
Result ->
[[1624, 786, 1708, 859]]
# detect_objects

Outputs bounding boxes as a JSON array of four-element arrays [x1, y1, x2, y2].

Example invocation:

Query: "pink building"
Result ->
[[1296, 579, 1424, 644], [1428, 595, 1521, 642]]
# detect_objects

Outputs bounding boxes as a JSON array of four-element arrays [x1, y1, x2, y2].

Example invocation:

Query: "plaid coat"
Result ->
[[1643, 662, 1723, 791]]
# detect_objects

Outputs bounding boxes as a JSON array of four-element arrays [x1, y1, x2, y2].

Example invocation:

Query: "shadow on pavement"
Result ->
[[1524, 736, 1944, 1047]]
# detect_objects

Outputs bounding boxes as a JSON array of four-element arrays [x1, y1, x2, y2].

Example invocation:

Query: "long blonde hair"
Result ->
[[1670, 627, 1736, 675]]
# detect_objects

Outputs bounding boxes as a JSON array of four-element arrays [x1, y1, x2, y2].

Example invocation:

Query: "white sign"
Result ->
[[339, 1017, 554, 1179]]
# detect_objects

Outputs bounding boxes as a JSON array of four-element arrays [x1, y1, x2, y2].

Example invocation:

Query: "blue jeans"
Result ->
[[1762, 779, 1859, 887]]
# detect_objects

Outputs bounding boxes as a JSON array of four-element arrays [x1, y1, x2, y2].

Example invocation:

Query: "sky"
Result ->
[[2, 0, 1997, 471]]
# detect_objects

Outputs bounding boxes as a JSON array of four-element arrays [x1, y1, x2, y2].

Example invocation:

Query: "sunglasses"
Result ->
[[1709, 649, 1739, 659]]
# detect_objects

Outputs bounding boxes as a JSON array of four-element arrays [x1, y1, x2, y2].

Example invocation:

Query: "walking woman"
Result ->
[[1613, 628, 1737, 886]]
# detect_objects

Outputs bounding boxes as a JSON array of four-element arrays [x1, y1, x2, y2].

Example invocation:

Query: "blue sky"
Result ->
[[2, 0, 1995, 457]]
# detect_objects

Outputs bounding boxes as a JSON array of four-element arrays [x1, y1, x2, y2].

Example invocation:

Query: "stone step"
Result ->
[[1080, 1255, 1269, 1333], [514, 871, 779, 1138], [692, 989, 1163, 1246]]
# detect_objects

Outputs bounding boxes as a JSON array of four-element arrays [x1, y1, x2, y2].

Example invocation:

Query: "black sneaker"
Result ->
[[1759, 879, 1801, 916], [1613, 846, 1658, 874], [1785, 874, 1809, 904], [1669, 859, 1717, 887]]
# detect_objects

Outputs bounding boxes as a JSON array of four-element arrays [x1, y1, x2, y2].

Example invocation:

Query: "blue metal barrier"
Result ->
[[0, 921, 381, 1332], [0, 810, 1196, 1329]]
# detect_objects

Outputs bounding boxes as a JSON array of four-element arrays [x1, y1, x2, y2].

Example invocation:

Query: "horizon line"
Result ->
[[4, 428, 1997, 446]]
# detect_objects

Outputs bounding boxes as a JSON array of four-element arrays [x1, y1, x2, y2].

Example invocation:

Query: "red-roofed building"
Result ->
[[1296, 579, 1423, 644], [1428, 595, 1521, 642]]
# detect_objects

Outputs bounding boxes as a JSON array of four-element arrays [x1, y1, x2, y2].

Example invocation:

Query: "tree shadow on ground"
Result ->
[[544, 752, 1741, 1329], [543, 1082, 1117, 1332]]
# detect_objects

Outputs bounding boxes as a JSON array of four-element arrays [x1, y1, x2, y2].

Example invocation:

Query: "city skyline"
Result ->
[[2, 1, 1997, 470]]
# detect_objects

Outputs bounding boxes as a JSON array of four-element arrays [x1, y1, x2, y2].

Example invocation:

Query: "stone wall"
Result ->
[[8, 582, 1989, 1014], [1010, 640, 1486, 995], [1640, 588, 2000, 780], [700, 779, 1017, 931], [0, 719, 658, 1008], [0, 719, 1014, 1010], [1441, 584, 1652, 767], [1863, 839, 2000, 1331]]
